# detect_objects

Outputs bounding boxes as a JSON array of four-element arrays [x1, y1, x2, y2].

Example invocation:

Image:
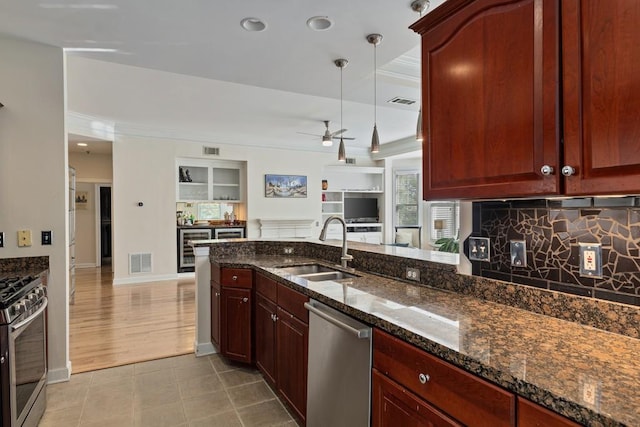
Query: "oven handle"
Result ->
[[11, 297, 48, 332]]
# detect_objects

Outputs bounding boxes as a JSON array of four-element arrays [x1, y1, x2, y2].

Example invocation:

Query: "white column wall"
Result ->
[[0, 35, 69, 381]]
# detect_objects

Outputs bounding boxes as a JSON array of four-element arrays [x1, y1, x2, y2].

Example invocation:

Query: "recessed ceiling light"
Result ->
[[77, 143, 88, 147], [306, 16, 333, 31], [240, 17, 267, 32]]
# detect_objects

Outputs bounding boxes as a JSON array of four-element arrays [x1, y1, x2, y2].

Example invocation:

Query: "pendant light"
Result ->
[[367, 34, 383, 154], [411, 0, 430, 142], [335, 58, 348, 161]]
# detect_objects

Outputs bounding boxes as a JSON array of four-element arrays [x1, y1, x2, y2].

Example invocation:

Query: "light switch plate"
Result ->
[[579, 243, 602, 278], [41, 230, 52, 245], [468, 237, 490, 261], [510, 240, 527, 267], [17, 230, 32, 247]]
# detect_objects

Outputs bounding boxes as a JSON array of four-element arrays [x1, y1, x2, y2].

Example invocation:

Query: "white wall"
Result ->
[[0, 36, 69, 381], [111, 134, 337, 283], [69, 151, 113, 182], [74, 182, 96, 266]]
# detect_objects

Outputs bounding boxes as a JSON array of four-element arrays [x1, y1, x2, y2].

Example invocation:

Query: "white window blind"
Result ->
[[394, 171, 420, 227], [428, 201, 460, 241]]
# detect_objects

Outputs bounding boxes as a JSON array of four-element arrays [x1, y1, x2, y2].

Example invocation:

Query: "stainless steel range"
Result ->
[[0, 275, 48, 427]]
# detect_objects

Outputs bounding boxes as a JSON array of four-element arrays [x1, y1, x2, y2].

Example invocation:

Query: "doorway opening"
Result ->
[[98, 185, 112, 266]]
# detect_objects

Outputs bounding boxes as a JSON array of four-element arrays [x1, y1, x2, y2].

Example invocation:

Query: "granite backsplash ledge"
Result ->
[[207, 239, 640, 338]]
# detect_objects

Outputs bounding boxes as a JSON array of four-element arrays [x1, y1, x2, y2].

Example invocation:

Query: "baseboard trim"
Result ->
[[194, 341, 217, 357], [47, 361, 72, 384], [178, 272, 196, 279], [76, 263, 97, 269], [113, 273, 179, 286]]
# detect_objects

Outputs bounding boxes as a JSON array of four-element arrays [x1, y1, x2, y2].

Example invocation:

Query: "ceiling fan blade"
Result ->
[[332, 136, 355, 140], [296, 132, 323, 137], [331, 128, 348, 136]]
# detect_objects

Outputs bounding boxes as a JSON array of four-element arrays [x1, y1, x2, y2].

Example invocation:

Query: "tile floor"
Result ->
[[40, 353, 300, 427]]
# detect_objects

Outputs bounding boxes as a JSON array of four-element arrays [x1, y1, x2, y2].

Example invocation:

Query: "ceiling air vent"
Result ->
[[387, 96, 417, 106], [345, 157, 356, 165], [202, 146, 220, 156], [129, 253, 152, 274]]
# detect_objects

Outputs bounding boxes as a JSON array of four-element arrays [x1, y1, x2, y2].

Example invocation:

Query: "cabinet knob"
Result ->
[[540, 165, 554, 176], [418, 373, 430, 384], [561, 165, 576, 177], [242, 297, 248, 303], [215, 292, 219, 297], [232, 275, 238, 281]]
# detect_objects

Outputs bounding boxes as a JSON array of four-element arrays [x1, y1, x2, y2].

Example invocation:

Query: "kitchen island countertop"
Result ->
[[211, 252, 640, 427]]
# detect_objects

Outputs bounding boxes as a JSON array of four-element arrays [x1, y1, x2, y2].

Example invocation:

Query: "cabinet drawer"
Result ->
[[277, 284, 309, 323], [372, 369, 462, 427], [517, 397, 580, 427], [221, 268, 253, 288], [256, 273, 277, 302], [373, 329, 515, 427]]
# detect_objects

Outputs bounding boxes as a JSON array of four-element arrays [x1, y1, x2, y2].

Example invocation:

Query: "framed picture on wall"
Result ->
[[265, 174, 307, 198], [75, 191, 89, 209]]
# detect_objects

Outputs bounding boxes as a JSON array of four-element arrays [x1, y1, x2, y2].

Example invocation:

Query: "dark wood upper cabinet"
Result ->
[[562, 0, 640, 195], [411, 0, 640, 199]]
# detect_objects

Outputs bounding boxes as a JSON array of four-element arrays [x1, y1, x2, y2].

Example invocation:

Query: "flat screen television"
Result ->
[[344, 198, 378, 223]]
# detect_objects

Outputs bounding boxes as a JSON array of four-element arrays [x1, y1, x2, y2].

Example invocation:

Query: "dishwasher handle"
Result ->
[[304, 302, 370, 339]]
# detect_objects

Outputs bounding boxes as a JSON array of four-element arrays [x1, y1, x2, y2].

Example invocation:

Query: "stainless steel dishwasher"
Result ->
[[304, 299, 372, 427]]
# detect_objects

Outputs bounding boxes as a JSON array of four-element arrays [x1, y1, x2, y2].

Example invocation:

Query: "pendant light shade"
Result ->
[[411, 0, 430, 142], [338, 137, 346, 161], [367, 34, 383, 154], [334, 58, 349, 161]]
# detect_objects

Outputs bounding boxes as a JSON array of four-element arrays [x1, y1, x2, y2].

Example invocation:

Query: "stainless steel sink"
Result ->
[[278, 264, 359, 281], [279, 264, 338, 275], [298, 271, 358, 281]]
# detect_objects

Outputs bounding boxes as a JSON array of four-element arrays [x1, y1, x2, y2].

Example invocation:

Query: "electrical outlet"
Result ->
[[510, 240, 527, 267], [41, 231, 52, 245], [581, 376, 600, 408], [406, 267, 420, 281], [0, 232, 4, 248], [579, 243, 602, 278], [283, 247, 294, 255], [17, 230, 32, 247]]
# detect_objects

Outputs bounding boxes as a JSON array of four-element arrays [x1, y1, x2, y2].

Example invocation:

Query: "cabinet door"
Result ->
[[276, 307, 308, 422], [517, 397, 581, 427], [210, 281, 221, 348], [562, 0, 640, 195], [372, 370, 462, 427], [413, 0, 560, 199], [220, 287, 252, 363], [255, 293, 277, 385]]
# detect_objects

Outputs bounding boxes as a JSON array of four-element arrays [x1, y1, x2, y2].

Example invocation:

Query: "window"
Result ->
[[427, 201, 460, 242], [394, 171, 420, 226]]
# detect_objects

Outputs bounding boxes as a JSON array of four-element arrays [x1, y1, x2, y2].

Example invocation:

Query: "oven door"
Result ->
[[10, 298, 48, 427], [214, 228, 245, 239]]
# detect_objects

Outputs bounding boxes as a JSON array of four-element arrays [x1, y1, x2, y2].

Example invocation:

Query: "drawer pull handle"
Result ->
[[418, 373, 430, 384], [242, 297, 248, 303], [232, 275, 238, 281]]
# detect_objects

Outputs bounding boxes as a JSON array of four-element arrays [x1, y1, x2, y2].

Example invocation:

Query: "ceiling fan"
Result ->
[[297, 120, 355, 147]]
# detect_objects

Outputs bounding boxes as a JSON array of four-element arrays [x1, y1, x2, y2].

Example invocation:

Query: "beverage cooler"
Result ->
[[178, 228, 212, 272]]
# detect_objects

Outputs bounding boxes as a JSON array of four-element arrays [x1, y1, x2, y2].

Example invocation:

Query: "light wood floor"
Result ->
[[69, 266, 195, 373]]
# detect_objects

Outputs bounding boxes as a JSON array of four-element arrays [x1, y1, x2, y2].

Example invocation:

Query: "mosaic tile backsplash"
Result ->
[[472, 198, 640, 306]]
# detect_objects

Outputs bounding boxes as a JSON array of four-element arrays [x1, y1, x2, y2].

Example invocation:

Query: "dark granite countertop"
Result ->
[[212, 254, 639, 427]]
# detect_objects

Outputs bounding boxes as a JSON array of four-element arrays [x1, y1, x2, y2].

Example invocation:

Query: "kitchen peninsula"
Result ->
[[192, 239, 640, 426]]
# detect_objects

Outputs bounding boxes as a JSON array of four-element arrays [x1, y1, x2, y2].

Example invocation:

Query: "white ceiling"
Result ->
[[0, 0, 446, 155]]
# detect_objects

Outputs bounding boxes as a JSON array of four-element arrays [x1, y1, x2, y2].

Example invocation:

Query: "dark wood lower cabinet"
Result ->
[[372, 369, 462, 427], [254, 292, 277, 385], [276, 306, 308, 423], [517, 397, 580, 427], [220, 287, 252, 363]]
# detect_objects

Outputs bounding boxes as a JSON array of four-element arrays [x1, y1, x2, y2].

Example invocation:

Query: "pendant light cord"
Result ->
[[340, 64, 343, 131], [373, 42, 377, 125]]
